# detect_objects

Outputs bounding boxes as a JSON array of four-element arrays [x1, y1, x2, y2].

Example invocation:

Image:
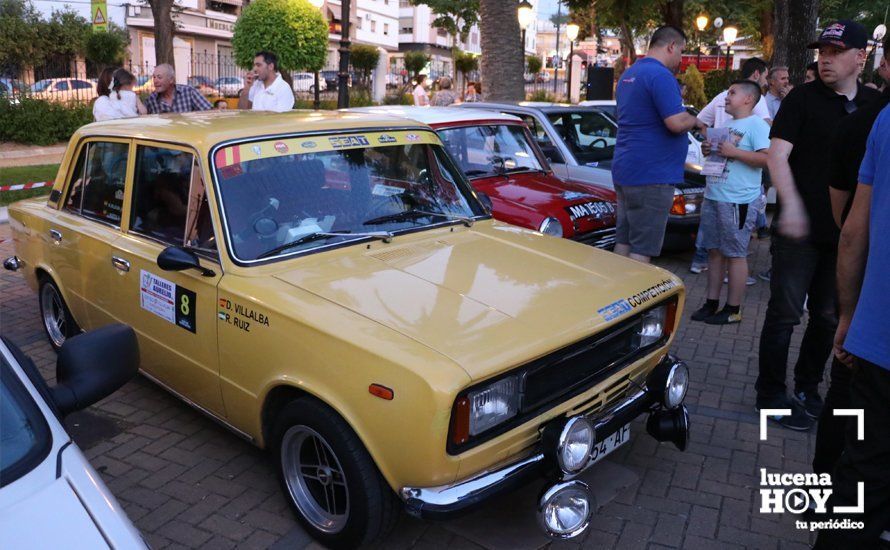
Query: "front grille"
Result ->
[[521, 317, 641, 413], [573, 227, 616, 250]]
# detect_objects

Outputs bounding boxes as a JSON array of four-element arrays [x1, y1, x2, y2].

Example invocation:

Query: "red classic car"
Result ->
[[347, 107, 618, 249]]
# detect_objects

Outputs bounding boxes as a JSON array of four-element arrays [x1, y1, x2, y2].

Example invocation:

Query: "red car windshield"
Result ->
[[437, 124, 545, 179]]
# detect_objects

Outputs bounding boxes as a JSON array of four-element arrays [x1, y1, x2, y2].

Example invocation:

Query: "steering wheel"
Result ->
[[587, 138, 608, 149]]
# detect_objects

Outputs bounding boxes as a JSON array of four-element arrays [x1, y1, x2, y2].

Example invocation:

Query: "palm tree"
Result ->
[[479, 0, 524, 101]]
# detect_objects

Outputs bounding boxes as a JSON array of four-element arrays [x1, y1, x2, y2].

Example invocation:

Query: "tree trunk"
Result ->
[[148, 0, 176, 68], [620, 20, 636, 63], [661, 0, 684, 29], [773, 0, 818, 84], [759, 2, 775, 62], [479, 0, 524, 101]]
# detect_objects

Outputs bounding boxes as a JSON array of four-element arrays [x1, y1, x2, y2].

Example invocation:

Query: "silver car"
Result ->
[[457, 102, 704, 249]]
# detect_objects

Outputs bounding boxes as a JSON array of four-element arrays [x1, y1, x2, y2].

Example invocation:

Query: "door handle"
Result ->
[[49, 229, 62, 243], [111, 256, 130, 272]]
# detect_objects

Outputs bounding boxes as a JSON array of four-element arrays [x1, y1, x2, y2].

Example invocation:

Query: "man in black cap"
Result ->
[[754, 20, 880, 429]]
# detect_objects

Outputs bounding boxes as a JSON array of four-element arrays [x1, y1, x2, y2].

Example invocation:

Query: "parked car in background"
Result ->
[[460, 102, 705, 249], [350, 106, 619, 249], [29, 78, 96, 104], [187, 76, 220, 96], [292, 72, 327, 93], [5, 110, 690, 546], [214, 76, 244, 97], [579, 99, 706, 168], [0, 77, 27, 98], [0, 324, 145, 549]]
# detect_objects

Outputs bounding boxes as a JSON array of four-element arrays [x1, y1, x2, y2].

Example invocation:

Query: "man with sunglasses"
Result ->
[[755, 20, 879, 430]]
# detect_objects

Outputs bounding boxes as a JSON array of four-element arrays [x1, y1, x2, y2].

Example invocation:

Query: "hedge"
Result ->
[[0, 98, 92, 145]]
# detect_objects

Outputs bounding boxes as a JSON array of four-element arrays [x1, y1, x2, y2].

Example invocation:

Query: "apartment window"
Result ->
[[356, 17, 362, 29], [383, 23, 389, 36], [399, 17, 413, 34], [370, 19, 376, 32], [399, 0, 410, 7], [437, 27, 447, 37]]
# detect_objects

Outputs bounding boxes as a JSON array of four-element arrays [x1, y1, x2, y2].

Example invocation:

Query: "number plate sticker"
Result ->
[[566, 201, 616, 221], [589, 423, 630, 465], [140, 270, 196, 333]]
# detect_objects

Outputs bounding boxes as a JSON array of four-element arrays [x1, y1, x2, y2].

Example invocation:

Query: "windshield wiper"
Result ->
[[363, 209, 474, 227], [503, 166, 532, 174], [256, 230, 393, 260], [464, 169, 494, 177]]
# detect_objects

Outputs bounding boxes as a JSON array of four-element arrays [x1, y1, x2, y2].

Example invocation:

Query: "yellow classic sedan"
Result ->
[[4, 110, 691, 547]]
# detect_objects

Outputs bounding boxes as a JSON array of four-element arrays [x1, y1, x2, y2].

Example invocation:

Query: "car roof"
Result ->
[[73, 110, 430, 151], [345, 106, 521, 126], [461, 101, 606, 114]]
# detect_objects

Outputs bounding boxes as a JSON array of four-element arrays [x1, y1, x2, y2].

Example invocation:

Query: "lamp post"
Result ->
[[566, 22, 579, 100], [308, 0, 324, 110], [518, 0, 534, 57], [553, 0, 562, 95], [337, 0, 352, 108], [695, 15, 708, 68], [722, 26, 737, 81], [870, 24, 887, 78]]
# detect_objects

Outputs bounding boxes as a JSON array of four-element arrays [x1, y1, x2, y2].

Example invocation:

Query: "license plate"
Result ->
[[566, 201, 615, 221], [589, 423, 630, 465]]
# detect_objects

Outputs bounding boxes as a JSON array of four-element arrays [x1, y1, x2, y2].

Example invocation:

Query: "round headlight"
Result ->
[[539, 217, 564, 237], [557, 417, 594, 474], [665, 363, 689, 409], [537, 480, 592, 539]]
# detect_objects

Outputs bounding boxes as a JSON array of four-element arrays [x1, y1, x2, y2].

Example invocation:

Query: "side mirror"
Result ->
[[476, 192, 493, 214], [158, 246, 215, 277], [51, 324, 139, 417]]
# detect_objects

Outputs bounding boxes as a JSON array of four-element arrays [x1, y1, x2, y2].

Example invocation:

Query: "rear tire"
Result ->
[[272, 398, 400, 548], [38, 276, 80, 351]]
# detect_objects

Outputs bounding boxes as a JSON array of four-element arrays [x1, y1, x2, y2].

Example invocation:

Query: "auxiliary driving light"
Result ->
[[536, 480, 593, 539], [647, 359, 689, 409], [646, 405, 690, 451], [556, 417, 594, 475]]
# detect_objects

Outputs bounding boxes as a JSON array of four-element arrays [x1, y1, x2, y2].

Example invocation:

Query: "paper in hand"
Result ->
[[701, 127, 730, 177]]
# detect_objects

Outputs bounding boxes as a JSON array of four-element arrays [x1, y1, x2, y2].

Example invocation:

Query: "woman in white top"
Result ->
[[93, 68, 147, 121], [412, 75, 430, 106]]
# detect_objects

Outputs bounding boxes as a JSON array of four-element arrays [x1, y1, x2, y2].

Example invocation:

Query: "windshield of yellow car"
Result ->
[[436, 124, 545, 179], [213, 131, 486, 263]]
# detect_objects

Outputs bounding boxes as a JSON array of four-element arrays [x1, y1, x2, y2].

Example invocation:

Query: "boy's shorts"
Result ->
[[698, 196, 765, 258]]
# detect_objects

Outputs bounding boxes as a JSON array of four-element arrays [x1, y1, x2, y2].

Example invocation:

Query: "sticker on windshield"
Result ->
[[378, 134, 397, 144], [329, 135, 370, 149], [585, 162, 600, 167], [372, 184, 405, 197], [140, 270, 197, 333]]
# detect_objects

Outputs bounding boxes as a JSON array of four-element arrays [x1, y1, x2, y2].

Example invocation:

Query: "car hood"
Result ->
[[274, 221, 681, 381], [480, 172, 615, 212]]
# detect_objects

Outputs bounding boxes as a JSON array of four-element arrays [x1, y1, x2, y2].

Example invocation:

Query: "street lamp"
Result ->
[[722, 26, 737, 79], [518, 0, 534, 55], [308, 0, 324, 110], [867, 24, 887, 79], [566, 23, 579, 100], [695, 15, 708, 67]]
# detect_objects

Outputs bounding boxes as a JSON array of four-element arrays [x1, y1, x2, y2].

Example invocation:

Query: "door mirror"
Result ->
[[476, 192, 493, 214], [158, 246, 215, 276], [51, 324, 139, 417]]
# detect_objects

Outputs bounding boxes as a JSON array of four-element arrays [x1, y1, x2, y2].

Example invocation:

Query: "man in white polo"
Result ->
[[238, 51, 294, 112]]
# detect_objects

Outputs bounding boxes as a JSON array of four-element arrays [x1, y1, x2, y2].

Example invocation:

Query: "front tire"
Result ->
[[273, 398, 400, 548], [38, 276, 80, 351]]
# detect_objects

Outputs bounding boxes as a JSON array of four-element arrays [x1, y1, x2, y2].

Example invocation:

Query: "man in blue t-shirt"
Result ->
[[613, 25, 706, 263], [816, 105, 890, 548]]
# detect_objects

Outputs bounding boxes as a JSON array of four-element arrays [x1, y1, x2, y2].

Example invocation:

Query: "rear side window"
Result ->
[[64, 141, 129, 227], [130, 146, 195, 245], [55, 81, 69, 91]]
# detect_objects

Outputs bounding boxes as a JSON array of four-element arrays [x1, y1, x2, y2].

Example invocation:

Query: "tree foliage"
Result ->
[[46, 9, 90, 58], [526, 55, 543, 74], [454, 50, 478, 75], [679, 63, 706, 108], [233, 0, 328, 73], [350, 44, 379, 89], [410, 0, 479, 44], [404, 51, 431, 79], [0, 0, 46, 70], [85, 24, 129, 69]]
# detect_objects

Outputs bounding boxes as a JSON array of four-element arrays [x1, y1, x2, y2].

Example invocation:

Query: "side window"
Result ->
[[130, 146, 196, 246], [517, 114, 550, 144], [184, 160, 217, 253], [56, 81, 69, 91], [65, 141, 128, 226], [72, 80, 92, 90]]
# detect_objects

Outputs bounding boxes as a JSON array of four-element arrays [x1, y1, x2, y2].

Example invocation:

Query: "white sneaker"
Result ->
[[690, 264, 708, 274], [723, 275, 757, 286]]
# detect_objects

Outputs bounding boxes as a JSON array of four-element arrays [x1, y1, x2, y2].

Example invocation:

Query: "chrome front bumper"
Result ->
[[401, 355, 689, 519]]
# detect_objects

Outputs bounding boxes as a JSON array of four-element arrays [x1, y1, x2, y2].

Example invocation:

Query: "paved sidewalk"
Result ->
[[0, 142, 67, 168], [0, 223, 820, 549]]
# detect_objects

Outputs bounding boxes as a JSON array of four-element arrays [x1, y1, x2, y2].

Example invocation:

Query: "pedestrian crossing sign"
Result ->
[[92, 0, 107, 31]]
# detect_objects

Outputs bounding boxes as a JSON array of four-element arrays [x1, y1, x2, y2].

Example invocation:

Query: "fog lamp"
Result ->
[[539, 217, 563, 237], [537, 480, 592, 539], [557, 417, 594, 475]]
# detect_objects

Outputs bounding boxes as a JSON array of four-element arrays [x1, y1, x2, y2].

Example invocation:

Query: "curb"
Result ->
[[0, 145, 67, 160], [0, 207, 8, 225]]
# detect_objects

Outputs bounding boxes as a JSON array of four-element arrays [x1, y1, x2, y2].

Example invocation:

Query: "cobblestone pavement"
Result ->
[[0, 222, 821, 549]]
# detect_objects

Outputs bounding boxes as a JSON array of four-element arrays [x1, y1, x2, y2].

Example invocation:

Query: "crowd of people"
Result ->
[[613, 20, 889, 547]]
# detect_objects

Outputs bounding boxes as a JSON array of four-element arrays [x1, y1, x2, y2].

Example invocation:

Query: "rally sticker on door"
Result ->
[[140, 270, 197, 333]]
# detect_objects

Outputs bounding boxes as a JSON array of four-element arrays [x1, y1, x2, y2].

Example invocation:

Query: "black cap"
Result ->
[[807, 20, 868, 50]]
